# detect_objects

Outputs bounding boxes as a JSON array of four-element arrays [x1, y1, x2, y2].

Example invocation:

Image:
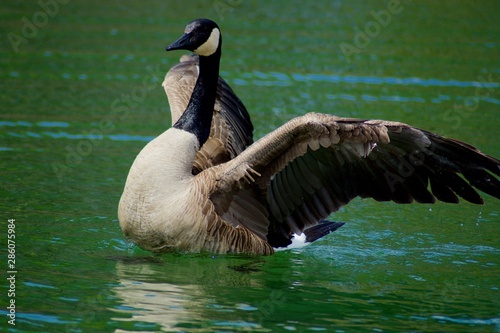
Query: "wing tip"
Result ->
[[304, 220, 345, 243], [272, 220, 345, 251]]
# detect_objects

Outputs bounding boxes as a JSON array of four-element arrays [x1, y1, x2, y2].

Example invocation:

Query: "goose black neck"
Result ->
[[173, 48, 221, 147]]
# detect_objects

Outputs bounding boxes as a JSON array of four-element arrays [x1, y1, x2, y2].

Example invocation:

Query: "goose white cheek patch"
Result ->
[[195, 28, 220, 56]]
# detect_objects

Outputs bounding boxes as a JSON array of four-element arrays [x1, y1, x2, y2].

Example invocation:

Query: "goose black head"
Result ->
[[166, 18, 221, 57]]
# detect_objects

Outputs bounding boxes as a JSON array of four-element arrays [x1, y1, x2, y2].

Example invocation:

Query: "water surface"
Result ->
[[1, 1, 499, 332]]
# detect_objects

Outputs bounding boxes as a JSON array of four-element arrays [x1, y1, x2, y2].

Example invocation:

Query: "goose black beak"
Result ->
[[166, 32, 193, 52]]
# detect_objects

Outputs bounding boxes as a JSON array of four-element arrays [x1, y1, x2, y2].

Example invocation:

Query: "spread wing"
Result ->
[[163, 54, 253, 173], [210, 112, 500, 247]]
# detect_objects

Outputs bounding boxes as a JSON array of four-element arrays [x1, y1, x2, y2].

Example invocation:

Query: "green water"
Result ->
[[1, 1, 499, 332]]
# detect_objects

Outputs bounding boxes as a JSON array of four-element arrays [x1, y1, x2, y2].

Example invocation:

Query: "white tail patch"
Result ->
[[274, 233, 309, 251], [195, 28, 220, 56]]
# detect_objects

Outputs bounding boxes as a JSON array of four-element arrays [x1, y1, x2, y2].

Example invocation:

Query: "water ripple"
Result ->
[[0, 120, 32, 127], [432, 315, 500, 327], [0, 120, 155, 142], [42, 131, 153, 142], [37, 121, 70, 128], [226, 71, 500, 90], [0, 121, 68, 128]]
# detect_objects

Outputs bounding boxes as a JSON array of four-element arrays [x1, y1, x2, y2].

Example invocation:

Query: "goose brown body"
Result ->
[[118, 127, 273, 254], [118, 19, 500, 255]]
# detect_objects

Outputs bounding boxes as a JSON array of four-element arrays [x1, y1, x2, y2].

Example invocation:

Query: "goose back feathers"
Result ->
[[118, 19, 500, 255]]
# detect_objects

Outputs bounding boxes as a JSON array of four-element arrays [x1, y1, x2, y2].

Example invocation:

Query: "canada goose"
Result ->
[[118, 18, 500, 255]]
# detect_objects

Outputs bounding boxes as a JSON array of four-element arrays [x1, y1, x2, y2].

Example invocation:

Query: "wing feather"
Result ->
[[211, 112, 499, 246]]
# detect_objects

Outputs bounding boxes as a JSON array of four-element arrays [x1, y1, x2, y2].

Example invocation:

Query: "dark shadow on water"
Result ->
[[108, 247, 269, 273]]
